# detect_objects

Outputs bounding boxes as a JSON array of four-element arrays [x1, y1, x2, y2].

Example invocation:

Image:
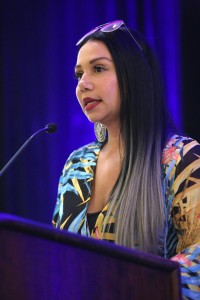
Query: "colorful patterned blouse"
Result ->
[[53, 135, 200, 299]]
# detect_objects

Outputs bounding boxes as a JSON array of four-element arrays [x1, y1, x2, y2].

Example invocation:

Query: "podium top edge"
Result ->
[[0, 213, 180, 273]]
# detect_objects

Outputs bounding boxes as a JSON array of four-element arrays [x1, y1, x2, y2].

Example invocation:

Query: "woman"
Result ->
[[53, 21, 200, 299]]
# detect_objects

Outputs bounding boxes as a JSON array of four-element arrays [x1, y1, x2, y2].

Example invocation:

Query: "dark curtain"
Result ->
[[0, 0, 199, 225], [181, 0, 200, 140]]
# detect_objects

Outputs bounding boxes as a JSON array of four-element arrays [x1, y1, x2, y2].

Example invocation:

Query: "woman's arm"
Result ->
[[171, 142, 200, 299]]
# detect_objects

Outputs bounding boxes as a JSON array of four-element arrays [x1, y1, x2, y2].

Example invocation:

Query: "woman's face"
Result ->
[[75, 40, 121, 128]]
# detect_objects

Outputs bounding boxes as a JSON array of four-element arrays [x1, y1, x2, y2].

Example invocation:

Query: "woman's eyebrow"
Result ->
[[89, 57, 112, 64], [75, 56, 112, 69]]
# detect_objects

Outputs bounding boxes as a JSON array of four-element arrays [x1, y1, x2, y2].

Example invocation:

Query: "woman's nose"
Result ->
[[78, 74, 94, 92]]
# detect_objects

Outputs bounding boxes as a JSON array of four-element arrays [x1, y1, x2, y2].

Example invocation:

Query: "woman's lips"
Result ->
[[83, 98, 101, 111]]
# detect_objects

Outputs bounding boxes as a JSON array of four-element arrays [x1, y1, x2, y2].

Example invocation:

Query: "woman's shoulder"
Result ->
[[163, 134, 200, 154], [165, 134, 199, 147], [66, 140, 103, 163], [162, 134, 200, 168]]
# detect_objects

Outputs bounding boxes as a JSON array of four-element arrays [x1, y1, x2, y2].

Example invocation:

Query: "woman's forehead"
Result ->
[[76, 40, 112, 65]]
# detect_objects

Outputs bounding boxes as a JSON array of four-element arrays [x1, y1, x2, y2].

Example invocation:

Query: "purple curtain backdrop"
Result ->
[[0, 0, 199, 224]]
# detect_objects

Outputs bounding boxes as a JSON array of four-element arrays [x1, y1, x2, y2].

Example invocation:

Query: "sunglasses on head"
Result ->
[[76, 20, 143, 51]]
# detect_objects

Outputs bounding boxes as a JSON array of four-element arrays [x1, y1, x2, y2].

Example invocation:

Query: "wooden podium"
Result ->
[[0, 214, 181, 300]]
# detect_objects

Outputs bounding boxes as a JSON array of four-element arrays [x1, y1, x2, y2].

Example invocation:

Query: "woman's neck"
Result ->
[[102, 125, 124, 160]]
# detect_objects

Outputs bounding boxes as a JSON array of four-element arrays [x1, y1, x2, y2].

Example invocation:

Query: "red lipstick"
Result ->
[[83, 97, 101, 111]]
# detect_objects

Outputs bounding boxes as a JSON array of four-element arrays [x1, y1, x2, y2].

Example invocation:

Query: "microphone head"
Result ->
[[45, 123, 57, 134]]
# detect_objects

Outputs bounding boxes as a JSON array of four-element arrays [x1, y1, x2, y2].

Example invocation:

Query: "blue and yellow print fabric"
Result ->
[[53, 135, 200, 299]]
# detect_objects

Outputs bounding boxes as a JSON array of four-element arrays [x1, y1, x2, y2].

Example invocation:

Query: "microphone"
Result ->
[[0, 123, 57, 177]]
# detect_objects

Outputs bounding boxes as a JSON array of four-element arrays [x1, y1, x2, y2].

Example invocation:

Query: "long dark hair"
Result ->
[[78, 25, 176, 254]]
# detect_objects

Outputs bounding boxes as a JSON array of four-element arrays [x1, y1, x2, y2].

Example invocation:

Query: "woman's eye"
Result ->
[[94, 66, 106, 73], [74, 72, 83, 80]]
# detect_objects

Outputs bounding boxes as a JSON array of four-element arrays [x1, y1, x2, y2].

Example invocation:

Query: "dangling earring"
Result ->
[[94, 123, 107, 142]]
